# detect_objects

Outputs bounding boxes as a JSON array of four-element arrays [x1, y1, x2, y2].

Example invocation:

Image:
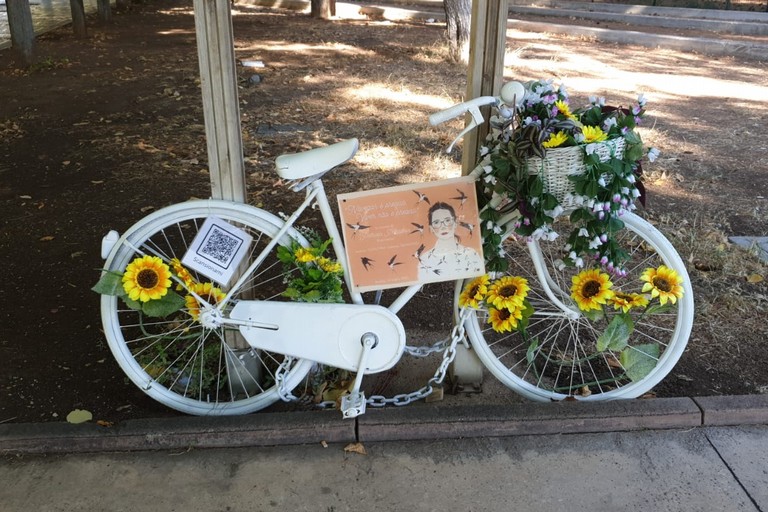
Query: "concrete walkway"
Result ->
[[2, 398, 768, 510]]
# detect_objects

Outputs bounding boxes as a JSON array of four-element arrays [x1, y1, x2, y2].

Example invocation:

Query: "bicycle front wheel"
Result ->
[[100, 200, 314, 415], [465, 212, 694, 401]]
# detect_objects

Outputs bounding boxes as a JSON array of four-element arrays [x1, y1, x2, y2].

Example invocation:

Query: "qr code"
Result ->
[[199, 227, 242, 267]]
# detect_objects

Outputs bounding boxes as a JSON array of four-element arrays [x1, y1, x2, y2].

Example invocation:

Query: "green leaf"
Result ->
[[596, 314, 634, 352], [526, 338, 539, 366], [123, 295, 143, 311], [92, 271, 124, 296], [620, 343, 660, 382], [644, 302, 675, 315], [581, 307, 604, 321], [141, 291, 186, 318], [608, 216, 625, 232]]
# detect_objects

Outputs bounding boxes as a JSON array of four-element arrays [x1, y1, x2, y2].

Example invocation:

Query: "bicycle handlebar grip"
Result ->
[[429, 96, 498, 126]]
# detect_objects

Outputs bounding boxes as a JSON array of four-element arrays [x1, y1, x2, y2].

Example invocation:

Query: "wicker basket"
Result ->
[[524, 138, 625, 207]]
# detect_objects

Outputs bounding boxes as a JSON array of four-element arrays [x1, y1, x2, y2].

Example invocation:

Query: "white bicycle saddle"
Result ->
[[275, 138, 359, 180]]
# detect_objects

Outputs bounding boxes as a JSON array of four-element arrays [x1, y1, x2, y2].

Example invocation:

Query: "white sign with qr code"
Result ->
[[180, 216, 253, 287]]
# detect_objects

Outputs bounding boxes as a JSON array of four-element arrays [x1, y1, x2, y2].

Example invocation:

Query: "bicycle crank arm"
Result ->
[[229, 301, 406, 374]]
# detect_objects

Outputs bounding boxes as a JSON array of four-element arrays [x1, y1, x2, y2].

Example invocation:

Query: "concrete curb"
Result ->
[[3, 395, 768, 454]]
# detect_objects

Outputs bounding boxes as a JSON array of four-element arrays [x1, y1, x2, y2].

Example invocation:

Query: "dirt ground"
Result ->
[[1, 0, 767, 424]]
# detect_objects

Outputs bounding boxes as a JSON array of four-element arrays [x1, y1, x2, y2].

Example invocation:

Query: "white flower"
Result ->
[[647, 147, 660, 162], [484, 175, 497, 185], [578, 228, 589, 237], [584, 142, 596, 154], [480, 146, 490, 156], [637, 93, 647, 107], [569, 251, 578, 260], [589, 237, 603, 249], [493, 225, 503, 235], [574, 257, 584, 268], [498, 106, 513, 118], [546, 230, 559, 241], [483, 164, 493, 174], [603, 117, 617, 130], [545, 205, 564, 218], [554, 259, 567, 271], [486, 220, 496, 230], [598, 176, 607, 187]]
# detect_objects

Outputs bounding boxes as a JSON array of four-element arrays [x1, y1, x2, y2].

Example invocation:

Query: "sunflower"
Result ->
[[122, 255, 173, 303], [170, 258, 195, 290], [317, 257, 343, 274], [582, 125, 608, 143], [543, 131, 569, 149], [487, 275, 529, 310], [459, 275, 490, 308], [641, 265, 685, 305], [571, 269, 614, 311], [554, 100, 577, 121], [488, 306, 523, 333], [185, 282, 226, 320], [610, 291, 650, 313]]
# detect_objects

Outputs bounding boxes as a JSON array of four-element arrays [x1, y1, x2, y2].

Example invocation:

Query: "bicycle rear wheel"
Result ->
[[100, 200, 314, 415], [465, 212, 694, 401]]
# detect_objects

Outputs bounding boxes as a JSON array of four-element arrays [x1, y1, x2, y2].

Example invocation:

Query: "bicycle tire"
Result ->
[[100, 200, 314, 415], [465, 211, 694, 401]]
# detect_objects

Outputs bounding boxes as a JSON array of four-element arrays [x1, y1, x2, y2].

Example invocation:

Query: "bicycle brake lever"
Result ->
[[446, 105, 486, 153]]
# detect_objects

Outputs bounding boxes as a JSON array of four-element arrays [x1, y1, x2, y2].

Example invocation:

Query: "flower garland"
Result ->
[[476, 79, 659, 275]]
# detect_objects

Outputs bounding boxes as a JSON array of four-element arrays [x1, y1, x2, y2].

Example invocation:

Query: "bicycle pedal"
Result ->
[[340, 391, 366, 419]]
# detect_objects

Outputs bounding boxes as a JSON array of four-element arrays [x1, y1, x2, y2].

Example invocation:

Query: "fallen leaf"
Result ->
[[39, 235, 55, 241], [96, 420, 114, 427], [91, 180, 104, 184], [747, 274, 764, 283], [344, 442, 367, 455], [19, 195, 32, 199], [66, 409, 93, 424], [320, 440, 328, 448]]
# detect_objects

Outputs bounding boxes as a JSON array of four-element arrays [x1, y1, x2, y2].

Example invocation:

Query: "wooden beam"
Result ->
[[461, 0, 509, 175], [193, 0, 247, 203]]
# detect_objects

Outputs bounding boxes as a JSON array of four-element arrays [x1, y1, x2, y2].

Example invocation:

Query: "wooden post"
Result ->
[[192, 0, 255, 393], [450, 0, 509, 392], [6, 0, 36, 66], [461, 0, 509, 176], [192, 0, 247, 203]]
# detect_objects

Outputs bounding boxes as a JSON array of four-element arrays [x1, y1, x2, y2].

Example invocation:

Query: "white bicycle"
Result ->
[[98, 86, 694, 417]]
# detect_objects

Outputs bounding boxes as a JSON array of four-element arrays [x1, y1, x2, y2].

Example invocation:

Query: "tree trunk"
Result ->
[[444, 0, 472, 64], [310, 0, 336, 19], [7, 0, 36, 67], [97, 0, 112, 23], [70, 0, 88, 38]]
